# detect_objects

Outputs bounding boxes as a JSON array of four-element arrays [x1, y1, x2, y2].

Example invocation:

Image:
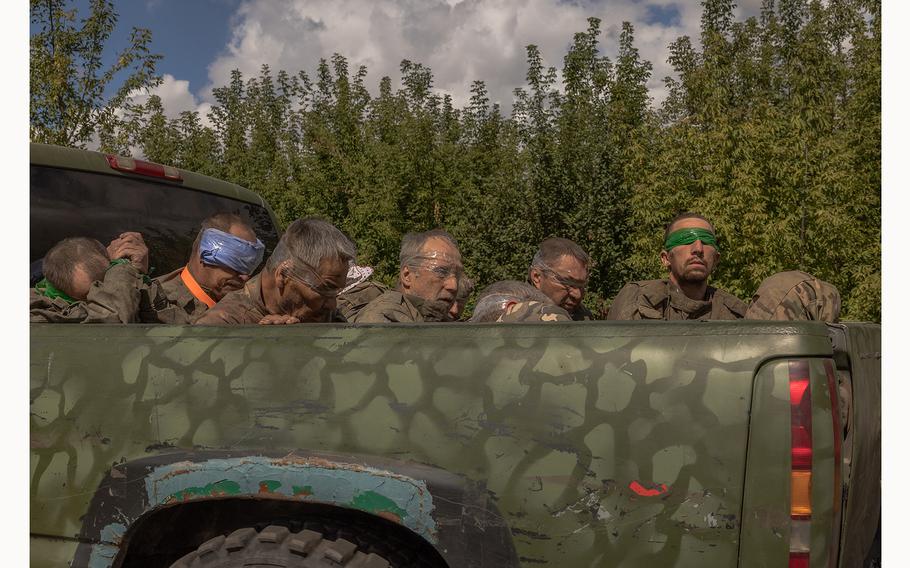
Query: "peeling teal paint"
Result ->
[[144, 457, 437, 542], [352, 491, 409, 522], [165, 479, 241, 503], [259, 479, 282, 493], [87, 522, 126, 568]]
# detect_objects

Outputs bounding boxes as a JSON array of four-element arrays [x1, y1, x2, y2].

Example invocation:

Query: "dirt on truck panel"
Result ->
[[29, 320, 877, 567]]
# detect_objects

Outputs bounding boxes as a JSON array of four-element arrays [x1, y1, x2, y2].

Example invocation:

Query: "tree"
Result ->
[[30, 0, 161, 147]]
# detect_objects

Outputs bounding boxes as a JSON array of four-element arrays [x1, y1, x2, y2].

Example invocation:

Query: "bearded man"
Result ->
[[607, 213, 746, 321]]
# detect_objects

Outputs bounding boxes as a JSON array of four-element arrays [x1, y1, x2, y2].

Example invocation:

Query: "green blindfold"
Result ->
[[664, 227, 718, 250], [35, 278, 76, 304]]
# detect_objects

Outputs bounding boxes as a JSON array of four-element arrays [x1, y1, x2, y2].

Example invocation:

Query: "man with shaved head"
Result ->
[[607, 212, 746, 321]]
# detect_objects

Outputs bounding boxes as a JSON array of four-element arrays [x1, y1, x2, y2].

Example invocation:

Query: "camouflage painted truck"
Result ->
[[30, 144, 881, 567]]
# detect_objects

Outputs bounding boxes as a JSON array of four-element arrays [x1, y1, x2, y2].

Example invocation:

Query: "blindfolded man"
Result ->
[[607, 212, 746, 321], [155, 213, 264, 322]]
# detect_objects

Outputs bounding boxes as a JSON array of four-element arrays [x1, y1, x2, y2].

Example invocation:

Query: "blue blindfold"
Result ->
[[198, 228, 265, 274]]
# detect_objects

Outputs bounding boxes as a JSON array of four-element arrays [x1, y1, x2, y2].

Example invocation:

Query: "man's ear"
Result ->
[[659, 250, 671, 270], [529, 268, 542, 287], [400, 266, 412, 291]]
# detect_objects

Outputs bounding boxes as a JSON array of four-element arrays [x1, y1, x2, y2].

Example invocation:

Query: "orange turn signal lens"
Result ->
[[790, 470, 812, 517]]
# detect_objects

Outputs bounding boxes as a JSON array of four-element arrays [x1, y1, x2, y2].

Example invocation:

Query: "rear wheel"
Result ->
[[171, 525, 391, 568]]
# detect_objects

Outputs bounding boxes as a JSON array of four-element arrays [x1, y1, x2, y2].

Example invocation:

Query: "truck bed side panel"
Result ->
[[30, 321, 835, 567]]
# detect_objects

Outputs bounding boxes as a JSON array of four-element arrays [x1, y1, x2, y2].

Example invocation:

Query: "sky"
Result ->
[[53, 0, 771, 121]]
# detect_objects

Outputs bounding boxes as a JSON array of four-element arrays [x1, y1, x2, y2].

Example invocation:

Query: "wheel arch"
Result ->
[[71, 450, 518, 568]]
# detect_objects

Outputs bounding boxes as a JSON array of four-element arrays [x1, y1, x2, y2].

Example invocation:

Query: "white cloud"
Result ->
[[199, 0, 755, 112], [128, 74, 205, 120]]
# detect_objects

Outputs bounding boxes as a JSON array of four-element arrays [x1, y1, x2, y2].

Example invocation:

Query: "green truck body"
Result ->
[[29, 144, 881, 567]]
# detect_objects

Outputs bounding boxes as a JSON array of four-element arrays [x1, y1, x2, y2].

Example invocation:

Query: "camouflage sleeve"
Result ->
[[606, 283, 643, 320], [497, 301, 572, 322], [351, 303, 394, 323], [81, 264, 144, 323], [30, 289, 90, 323], [724, 294, 748, 320], [138, 280, 191, 324], [193, 300, 252, 325]]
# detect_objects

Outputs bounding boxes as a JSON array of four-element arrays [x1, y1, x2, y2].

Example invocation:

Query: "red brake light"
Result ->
[[790, 371, 813, 472], [789, 360, 812, 564], [105, 154, 182, 181]]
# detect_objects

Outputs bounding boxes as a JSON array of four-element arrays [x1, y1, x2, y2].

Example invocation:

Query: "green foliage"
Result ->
[[29, 1, 881, 321], [30, 0, 161, 147]]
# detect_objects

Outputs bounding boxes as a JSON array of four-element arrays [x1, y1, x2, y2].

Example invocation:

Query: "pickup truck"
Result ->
[[30, 143, 881, 567]]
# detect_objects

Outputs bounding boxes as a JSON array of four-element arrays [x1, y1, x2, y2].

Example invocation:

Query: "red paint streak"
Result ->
[[258, 482, 273, 494], [629, 481, 669, 497]]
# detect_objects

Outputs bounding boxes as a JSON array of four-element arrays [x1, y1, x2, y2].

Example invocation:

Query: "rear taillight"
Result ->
[[105, 154, 182, 181], [789, 360, 812, 564], [788, 359, 842, 568]]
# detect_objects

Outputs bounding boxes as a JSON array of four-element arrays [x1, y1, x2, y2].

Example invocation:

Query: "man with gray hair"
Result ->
[[352, 229, 462, 323], [470, 280, 572, 323], [31, 232, 151, 323], [528, 237, 595, 321], [196, 217, 354, 325]]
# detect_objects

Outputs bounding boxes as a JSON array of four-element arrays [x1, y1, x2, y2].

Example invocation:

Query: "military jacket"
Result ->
[[606, 279, 746, 321], [497, 301, 573, 323], [745, 270, 841, 322], [30, 263, 144, 324], [153, 267, 209, 323], [195, 274, 345, 325], [337, 280, 390, 321], [351, 290, 450, 323]]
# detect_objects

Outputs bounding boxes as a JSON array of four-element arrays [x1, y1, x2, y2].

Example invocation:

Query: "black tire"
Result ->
[[171, 525, 392, 568]]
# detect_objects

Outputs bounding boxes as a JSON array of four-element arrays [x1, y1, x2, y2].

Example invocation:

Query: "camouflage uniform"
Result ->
[[153, 267, 209, 323], [194, 274, 346, 325], [30, 263, 145, 323], [337, 280, 390, 321], [745, 270, 841, 322], [497, 301, 573, 323], [606, 279, 746, 321], [351, 290, 450, 323]]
